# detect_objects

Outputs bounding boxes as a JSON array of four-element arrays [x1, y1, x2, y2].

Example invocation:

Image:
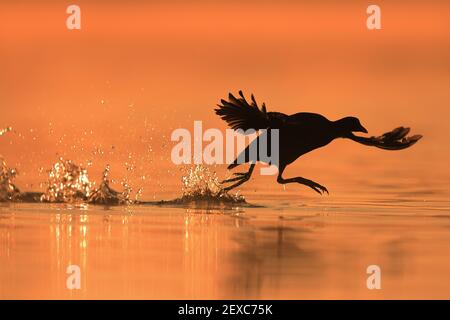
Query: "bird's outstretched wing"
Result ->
[[215, 91, 286, 132], [350, 127, 422, 150]]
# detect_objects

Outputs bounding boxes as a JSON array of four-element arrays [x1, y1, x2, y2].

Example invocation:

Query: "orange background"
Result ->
[[1, 0, 449, 199]]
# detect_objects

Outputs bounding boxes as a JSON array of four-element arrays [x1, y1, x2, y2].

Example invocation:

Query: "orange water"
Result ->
[[1, 155, 450, 299]]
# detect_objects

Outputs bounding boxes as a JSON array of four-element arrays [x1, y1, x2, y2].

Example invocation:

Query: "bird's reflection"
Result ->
[[0, 202, 433, 299], [222, 214, 324, 299]]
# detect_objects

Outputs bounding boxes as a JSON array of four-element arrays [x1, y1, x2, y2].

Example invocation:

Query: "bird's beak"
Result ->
[[358, 125, 368, 134]]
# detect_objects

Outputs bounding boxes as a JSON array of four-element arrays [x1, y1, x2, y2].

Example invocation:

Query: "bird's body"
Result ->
[[215, 91, 422, 194], [233, 112, 336, 169], [278, 112, 337, 165]]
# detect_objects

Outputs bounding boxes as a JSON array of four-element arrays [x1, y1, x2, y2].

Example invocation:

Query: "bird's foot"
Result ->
[[221, 172, 251, 192], [221, 172, 249, 184], [305, 181, 329, 195]]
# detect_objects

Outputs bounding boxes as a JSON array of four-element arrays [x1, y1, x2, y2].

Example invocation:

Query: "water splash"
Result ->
[[88, 165, 131, 205], [0, 127, 12, 136], [0, 127, 20, 201], [40, 158, 93, 203], [1, 152, 246, 206], [171, 165, 245, 205], [0, 157, 20, 201]]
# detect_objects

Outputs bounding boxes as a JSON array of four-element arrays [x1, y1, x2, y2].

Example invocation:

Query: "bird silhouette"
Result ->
[[215, 91, 422, 194]]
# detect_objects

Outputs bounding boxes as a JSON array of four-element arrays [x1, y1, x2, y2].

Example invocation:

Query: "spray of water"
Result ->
[[0, 157, 20, 201], [0, 127, 20, 201], [1, 124, 246, 206], [176, 165, 245, 204], [88, 165, 132, 205], [0, 127, 12, 137], [40, 158, 92, 203], [38, 159, 133, 205]]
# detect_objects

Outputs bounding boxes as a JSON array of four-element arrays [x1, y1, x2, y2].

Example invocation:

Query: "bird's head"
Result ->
[[335, 116, 368, 137]]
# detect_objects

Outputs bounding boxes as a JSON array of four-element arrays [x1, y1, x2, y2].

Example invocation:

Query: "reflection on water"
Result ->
[[1, 195, 450, 299]]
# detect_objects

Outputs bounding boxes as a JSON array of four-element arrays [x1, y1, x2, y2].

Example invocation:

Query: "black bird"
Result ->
[[215, 91, 422, 194]]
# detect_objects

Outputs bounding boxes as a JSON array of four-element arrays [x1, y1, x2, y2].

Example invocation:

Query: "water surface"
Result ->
[[1, 181, 450, 299]]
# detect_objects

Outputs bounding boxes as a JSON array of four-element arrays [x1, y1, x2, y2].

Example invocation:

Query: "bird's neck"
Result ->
[[332, 121, 351, 139]]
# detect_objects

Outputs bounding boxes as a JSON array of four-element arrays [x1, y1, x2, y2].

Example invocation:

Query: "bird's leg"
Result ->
[[221, 163, 255, 192], [277, 170, 329, 195]]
